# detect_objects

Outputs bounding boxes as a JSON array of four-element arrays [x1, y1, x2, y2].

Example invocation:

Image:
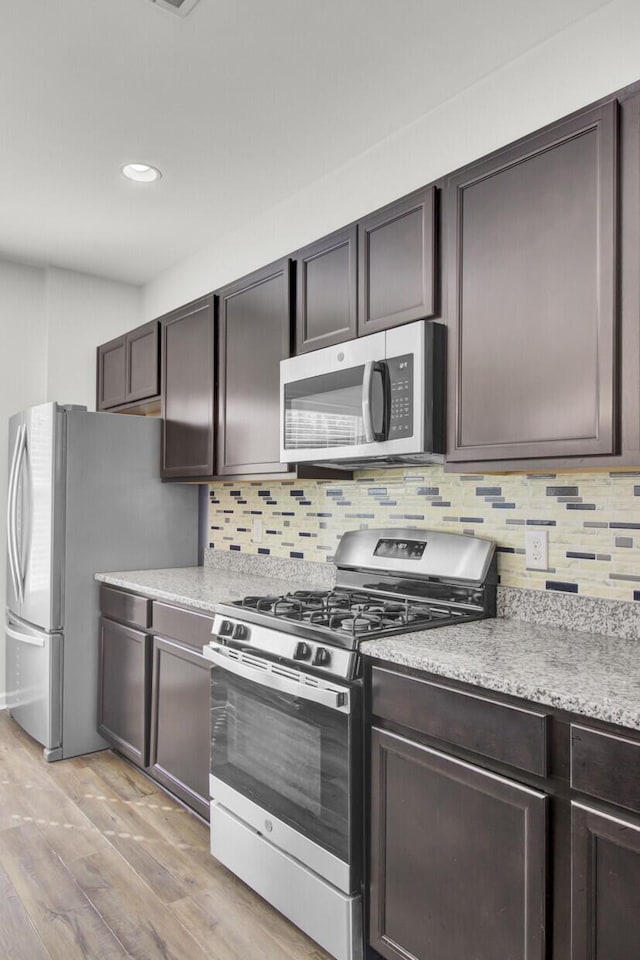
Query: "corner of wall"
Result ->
[[44, 266, 144, 409]]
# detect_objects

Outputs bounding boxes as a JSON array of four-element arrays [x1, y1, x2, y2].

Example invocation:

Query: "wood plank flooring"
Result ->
[[0, 712, 332, 960]]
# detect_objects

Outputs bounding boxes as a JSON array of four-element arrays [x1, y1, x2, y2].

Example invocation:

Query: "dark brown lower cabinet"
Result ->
[[98, 587, 212, 820], [149, 635, 211, 819], [370, 727, 547, 960], [571, 802, 640, 960], [367, 662, 640, 960], [98, 617, 150, 767]]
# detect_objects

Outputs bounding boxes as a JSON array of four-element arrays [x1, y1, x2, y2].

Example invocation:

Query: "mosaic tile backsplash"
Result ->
[[208, 467, 640, 602]]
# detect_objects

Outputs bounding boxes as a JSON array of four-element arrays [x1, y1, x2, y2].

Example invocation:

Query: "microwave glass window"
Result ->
[[284, 366, 367, 449]]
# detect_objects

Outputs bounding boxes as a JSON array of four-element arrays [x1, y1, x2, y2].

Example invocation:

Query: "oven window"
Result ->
[[284, 367, 367, 449], [211, 669, 352, 862], [228, 686, 322, 817]]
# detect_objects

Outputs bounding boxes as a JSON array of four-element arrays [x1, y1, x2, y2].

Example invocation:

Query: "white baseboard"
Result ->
[[0, 693, 7, 711]]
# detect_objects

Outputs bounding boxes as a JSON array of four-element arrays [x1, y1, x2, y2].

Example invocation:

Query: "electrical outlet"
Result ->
[[252, 518, 263, 543], [525, 529, 548, 570]]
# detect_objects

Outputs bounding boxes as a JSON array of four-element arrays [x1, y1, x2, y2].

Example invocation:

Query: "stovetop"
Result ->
[[209, 528, 497, 680], [233, 589, 468, 639]]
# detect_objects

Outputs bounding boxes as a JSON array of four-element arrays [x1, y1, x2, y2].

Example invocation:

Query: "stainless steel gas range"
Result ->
[[203, 528, 497, 960]]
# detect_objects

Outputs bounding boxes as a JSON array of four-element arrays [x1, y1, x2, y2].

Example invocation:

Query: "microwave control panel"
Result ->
[[387, 354, 413, 437]]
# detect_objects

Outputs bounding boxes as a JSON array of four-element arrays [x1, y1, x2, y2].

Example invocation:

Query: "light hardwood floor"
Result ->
[[0, 711, 331, 960]]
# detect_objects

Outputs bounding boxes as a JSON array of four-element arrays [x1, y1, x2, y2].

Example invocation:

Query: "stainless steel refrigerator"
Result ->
[[5, 402, 198, 761]]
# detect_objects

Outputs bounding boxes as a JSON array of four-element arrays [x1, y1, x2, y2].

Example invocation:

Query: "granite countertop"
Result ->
[[96, 556, 640, 732], [361, 617, 640, 731], [95, 565, 324, 615], [95, 551, 336, 613]]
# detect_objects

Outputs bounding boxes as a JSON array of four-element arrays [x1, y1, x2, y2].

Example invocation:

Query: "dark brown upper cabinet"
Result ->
[[617, 90, 640, 466], [217, 259, 292, 477], [160, 294, 215, 481], [96, 319, 160, 412], [97, 335, 126, 409], [358, 186, 437, 337], [445, 100, 618, 466], [295, 224, 357, 353], [125, 320, 159, 404]]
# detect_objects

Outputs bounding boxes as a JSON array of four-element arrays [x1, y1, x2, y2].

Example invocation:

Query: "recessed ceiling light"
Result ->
[[121, 163, 162, 183]]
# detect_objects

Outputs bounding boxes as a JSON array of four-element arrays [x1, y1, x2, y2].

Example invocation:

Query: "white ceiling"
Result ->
[[0, 0, 613, 285]]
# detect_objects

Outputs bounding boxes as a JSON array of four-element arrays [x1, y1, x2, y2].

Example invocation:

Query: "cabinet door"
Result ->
[[125, 319, 159, 403], [161, 294, 215, 480], [446, 100, 617, 463], [149, 636, 211, 819], [98, 617, 150, 767], [295, 224, 357, 353], [217, 259, 292, 476], [370, 727, 547, 960], [97, 335, 126, 410], [358, 187, 437, 336], [571, 802, 640, 960]]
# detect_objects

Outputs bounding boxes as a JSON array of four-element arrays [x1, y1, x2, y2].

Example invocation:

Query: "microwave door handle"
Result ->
[[362, 361, 389, 443], [362, 362, 375, 443], [378, 361, 391, 440]]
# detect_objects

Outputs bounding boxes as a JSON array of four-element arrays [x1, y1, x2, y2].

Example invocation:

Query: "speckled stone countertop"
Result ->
[[361, 617, 640, 731], [95, 554, 334, 615], [97, 552, 640, 731]]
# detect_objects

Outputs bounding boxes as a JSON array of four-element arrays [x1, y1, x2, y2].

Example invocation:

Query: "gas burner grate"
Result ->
[[234, 589, 465, 638]]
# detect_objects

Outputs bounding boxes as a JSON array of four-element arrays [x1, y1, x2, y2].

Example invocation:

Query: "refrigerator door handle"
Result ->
[[6, 424, 23, 604], [11, 424, 27, 606], [5, 623, 46, 648]]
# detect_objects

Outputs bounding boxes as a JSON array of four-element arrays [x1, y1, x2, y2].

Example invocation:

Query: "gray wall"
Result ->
[[0, 260, 142, 702], [143, 0, 640, 319]]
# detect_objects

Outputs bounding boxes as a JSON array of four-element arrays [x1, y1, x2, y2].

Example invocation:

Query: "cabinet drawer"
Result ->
[[99, 586, 150, 628], [571, 724, 640, 814], [371, 666, 548, 777], [152, 601, 214, 649]]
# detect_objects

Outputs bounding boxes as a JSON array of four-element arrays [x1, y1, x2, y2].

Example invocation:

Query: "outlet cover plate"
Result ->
[[525, 529, 548, 570]]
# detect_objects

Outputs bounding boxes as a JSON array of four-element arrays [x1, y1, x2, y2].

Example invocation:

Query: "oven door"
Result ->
[[206, 645, 359, 893]]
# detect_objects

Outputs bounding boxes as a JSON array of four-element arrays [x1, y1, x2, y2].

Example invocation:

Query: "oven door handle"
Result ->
[[204, 645, 351, 713]]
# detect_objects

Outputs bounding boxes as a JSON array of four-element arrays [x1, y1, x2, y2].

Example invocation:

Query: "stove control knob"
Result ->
[[232, 623, 249, 641], [219, 619, 234, 637], [294, 642, 311, 661], [313, 647, 331, 667]]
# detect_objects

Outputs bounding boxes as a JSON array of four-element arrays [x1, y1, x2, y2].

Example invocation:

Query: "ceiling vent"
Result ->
[[147, 0, 201, 17]]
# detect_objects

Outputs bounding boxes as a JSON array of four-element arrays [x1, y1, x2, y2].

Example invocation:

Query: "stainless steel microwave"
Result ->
[[280, 320, 445, 469]]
